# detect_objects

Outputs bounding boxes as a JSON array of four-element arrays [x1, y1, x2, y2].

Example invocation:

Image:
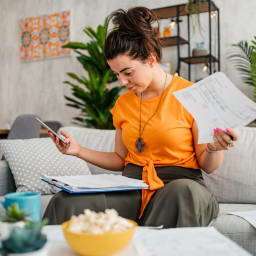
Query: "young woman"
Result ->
[[44, 7, 238, 226]]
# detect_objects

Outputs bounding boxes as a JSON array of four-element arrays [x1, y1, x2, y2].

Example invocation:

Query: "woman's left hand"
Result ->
[[207, 128, 239, 152]]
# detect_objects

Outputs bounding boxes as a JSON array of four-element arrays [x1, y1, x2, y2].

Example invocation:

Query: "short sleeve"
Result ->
[[110, 101, 121, 129], [178, 78, 195, 127], [184, 107, 195, 127]]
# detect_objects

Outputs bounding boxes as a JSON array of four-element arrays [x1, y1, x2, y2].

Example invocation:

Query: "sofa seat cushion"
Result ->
[[41, 195, 53, 218], [215, 203, 256, 233], [212, 203, 256, 255]]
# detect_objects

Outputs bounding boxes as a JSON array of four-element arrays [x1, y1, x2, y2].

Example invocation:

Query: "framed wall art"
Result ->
[[20, 10, 71, 62]]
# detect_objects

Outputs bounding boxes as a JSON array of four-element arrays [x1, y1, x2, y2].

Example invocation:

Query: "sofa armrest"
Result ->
[[0, 160, 16, 195]]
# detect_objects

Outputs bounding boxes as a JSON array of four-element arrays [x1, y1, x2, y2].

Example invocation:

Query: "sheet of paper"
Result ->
[[173, 72, 256, 143], [136, 225, 163, 230], [228, 211, 256, 229], [43, 174, 148, 189], [133, 227, 251, 256]]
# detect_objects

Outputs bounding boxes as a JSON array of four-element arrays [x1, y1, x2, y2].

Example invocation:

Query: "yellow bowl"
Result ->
[[62, 219, 137, 256]]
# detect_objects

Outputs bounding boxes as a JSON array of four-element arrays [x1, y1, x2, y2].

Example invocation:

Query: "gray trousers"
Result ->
[[43, 164, 219, 227]]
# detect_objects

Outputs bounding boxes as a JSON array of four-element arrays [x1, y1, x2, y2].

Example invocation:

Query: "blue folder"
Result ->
[[41, 178, 145, 194]]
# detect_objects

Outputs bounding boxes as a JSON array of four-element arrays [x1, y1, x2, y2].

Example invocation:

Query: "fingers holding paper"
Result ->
[[48, 130, 80, 156], [208, 128, 238, 151]]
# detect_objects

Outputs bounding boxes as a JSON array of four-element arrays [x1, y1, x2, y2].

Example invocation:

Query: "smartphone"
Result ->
[[36, 118, 68, 144]]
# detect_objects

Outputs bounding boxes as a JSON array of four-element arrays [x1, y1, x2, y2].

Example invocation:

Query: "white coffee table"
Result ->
[[42, 225, 252, 256], [42, 225, 137, 255]]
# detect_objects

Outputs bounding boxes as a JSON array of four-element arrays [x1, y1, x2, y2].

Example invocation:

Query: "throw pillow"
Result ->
[[0, 138, 91, 194], [60, 127, 120, 175]]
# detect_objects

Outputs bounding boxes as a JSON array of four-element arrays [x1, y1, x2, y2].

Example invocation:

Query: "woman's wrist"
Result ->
[[74, 145, 83, 158], [205, 143, 218, 153]]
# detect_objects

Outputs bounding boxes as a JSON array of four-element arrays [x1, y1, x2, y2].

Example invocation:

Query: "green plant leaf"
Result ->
[[64, 96, 85, 106], [62, 42, 87, 50], [63, 19, 120, 129], [67, 72, 85, 84], [98, 70, 112, 96], [228, 40, 255, 87], [5, 204, 27, 222]]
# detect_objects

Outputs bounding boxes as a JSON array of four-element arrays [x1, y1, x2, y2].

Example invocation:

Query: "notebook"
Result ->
[[41, 174, 148, 194]]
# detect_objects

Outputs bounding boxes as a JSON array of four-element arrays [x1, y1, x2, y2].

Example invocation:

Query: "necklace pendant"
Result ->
[[135, 137, 145, 153]]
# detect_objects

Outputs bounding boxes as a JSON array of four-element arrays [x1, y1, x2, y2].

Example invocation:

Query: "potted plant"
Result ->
[[228, 36, 256, 126], [228, 37, 256, 101], [0, 204, 27, 240], [186, 0, 202, 20], [185, 0, 206, 32], [0, 203, 48, 255], [62, 18, 124, 129], [186, 0, 210, 50]]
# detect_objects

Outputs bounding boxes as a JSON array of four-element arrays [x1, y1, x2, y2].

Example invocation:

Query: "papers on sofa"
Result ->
[[228, 211, 256, 229], [42, 174, 148, 193], [134, 227, 251, 256], [173, 72, 256, 144]]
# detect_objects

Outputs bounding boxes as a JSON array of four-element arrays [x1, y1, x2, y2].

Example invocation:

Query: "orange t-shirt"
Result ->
[[110, 75, 200, 218]]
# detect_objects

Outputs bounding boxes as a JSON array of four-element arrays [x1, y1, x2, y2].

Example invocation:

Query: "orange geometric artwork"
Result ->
[[20, 10, 71, 62]]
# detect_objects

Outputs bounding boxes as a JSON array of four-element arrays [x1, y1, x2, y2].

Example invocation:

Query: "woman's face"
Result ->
[[107, 54, 154, 95]]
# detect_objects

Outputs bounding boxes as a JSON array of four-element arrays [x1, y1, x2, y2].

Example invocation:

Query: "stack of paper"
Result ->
[[41, 174, 148, 193]]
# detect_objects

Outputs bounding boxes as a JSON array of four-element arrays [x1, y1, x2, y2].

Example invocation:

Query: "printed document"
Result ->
[[134, 227, 251, 256], [173, 72, 256, 143], [42, 174, 148, 193]]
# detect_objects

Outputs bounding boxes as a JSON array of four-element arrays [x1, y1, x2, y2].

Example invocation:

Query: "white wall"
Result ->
[[0, 0, 255, 129]]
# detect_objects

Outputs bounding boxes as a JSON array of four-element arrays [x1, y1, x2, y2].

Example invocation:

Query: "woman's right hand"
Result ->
[[48, 130, 81, 157]]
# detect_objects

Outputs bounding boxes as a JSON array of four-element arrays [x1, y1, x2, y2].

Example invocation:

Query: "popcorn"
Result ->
[[68, 209, 133, 234]]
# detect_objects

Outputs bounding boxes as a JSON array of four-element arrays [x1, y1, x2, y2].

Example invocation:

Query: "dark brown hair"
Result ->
[[104, 7, 162, 62]]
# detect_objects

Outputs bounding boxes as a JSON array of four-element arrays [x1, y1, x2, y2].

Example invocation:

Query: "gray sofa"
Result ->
[[1, 126, 256, 255]]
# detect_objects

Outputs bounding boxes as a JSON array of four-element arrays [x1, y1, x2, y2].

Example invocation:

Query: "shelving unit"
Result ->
[[160, 36, 188, 47], [152, 0, 220, 81], [180, 55, 218, 64]]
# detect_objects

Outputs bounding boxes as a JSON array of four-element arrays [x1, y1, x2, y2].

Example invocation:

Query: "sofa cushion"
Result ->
[[0, 160, 16, 195], [212, 204, 256, 255], [203, 127, 256, 204], [60, 127, 121, 175], [0, 138, 91, 194]]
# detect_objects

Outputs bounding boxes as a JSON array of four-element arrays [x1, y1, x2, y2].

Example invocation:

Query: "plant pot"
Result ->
[[192, 49, 208, 56], [0, 221, 25, 240], [8, 244, 47, 256]]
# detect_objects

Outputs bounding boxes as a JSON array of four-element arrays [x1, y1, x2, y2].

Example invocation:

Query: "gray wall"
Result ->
[[0, 0, 255, 129]]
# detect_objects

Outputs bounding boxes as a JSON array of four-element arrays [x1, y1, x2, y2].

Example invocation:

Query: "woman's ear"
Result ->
[[147, 53, 157, 67]]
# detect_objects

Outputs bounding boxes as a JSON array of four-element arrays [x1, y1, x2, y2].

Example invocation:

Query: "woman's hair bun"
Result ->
[[105, 6, 162, 62], [128, 6, 155, 25], [110, 7, 156, 36]]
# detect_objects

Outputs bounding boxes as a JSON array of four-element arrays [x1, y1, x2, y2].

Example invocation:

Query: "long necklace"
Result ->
[[135, 72, 168, 153]]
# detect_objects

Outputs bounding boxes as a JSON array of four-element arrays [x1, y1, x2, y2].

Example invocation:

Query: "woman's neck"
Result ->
[[141, 68, 172, 100]]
